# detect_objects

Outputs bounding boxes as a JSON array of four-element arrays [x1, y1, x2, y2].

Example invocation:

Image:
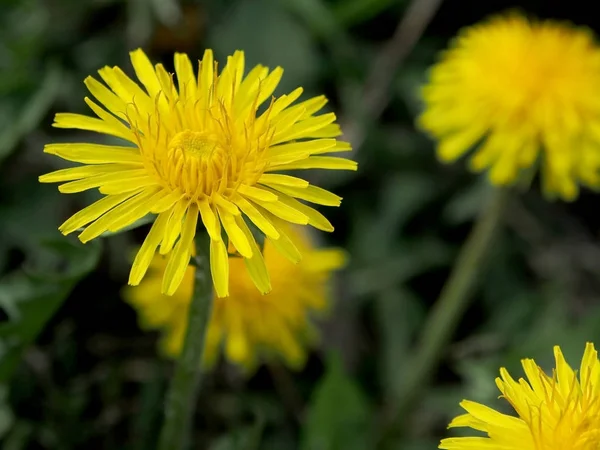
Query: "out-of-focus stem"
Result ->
[[157, 234, 212, 450]]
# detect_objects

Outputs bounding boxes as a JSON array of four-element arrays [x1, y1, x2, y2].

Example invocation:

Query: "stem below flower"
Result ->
[[158, 233, 213, 450], [380, 187, 509, 445]]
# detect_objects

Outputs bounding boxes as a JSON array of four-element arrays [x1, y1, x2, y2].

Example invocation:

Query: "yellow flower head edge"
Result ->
[[39, 49, 357, 297], [440, 342, 600, 450], [418, 13, 600, 200], [123, 225, 347, 371]]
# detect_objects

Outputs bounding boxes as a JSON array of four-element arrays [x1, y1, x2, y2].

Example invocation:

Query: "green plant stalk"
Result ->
[[382, 188, 509, 444], [158, 233, 213, 450]]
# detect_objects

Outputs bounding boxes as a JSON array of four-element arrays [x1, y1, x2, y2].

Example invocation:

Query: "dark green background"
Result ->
[[1, 0, 599, 448]]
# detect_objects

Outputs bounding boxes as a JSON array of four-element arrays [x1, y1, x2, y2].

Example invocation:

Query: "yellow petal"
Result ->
[[554, 345, 576, 398], [150, 190, 184, 214], [267, 137, 335, 162], [217, 208, 253, 258], [130, 48, 162, 98], [98, 175, 157, 195], [59, 191, 139, 235], [198, 199, 220, 241], [155, 63, 178, 102], [106, 189, 165, 231], [265, 184, 341, 207], [295, 94, 328, 117], [215, 195, 241, 216], [459, 400, 526, 431], [84, 76, 128, 119], [580, 342, 600, 396], [84, 97, 134, 141], [98, 65, 153, 114], [39, 164, 134, 183], [210, 237, 229, 297], [198, 49, 214, 110], [43, 143, 142, 165], [307, 249, 347, 272], [235, 215, 271, 294], [273, 113, 336, 144], [233, 64, 269, 113], [162, 204, 198, 295], [270, 106, 308, 141], [234, 196, 280, 239], [129, 211, 170, 285], [256, 66, 283, 107], [56, 169, 149, 193], [238, 185, 278, 202], [264, 87, 303, 119], [174, 52, 197, 99], [160, 200, 188, 254], [225, 326, 250, 364], [258, 174, 309, 188], [306, 123, 342, 138], [269, 156, 357, 171], [266, 216, 302, 263], [252, 198, 309, 225], [78, 188, 158, 242], [438, 126, 487, 162], [53, 113, 133, 142], [271, 191, 334, 232]]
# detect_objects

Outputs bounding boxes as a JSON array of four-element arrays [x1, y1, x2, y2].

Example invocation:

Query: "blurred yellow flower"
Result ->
[[418, 14, 600, 200], [40, 49, 356, 297], [440, 343, 600, 450], [123, 226, 346, 371]]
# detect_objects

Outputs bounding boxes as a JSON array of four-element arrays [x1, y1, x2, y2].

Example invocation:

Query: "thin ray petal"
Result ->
[[44, 143, 142, 165], [129, 212, 170, 285], [218, 208, 253, 258], [59, 191, 140, 235], [162, 204, 198, 295]]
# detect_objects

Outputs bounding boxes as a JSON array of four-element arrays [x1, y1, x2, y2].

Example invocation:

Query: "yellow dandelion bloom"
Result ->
[[418, 14, 600, 200], [123, 225, 345, 370], [440, 343, 600, 450], [40, 49, 356, 297]]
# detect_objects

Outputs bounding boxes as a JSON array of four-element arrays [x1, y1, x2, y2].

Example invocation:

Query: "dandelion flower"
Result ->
[[440, 343, 600, 450], [418, 14, 600, 200], [123, 225, 346, 371], [40, 49, 356, 297]]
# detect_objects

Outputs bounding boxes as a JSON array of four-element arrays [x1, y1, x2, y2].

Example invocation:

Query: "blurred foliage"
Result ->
[[2, 0, 600, 449], [301, 353, 371, 450]]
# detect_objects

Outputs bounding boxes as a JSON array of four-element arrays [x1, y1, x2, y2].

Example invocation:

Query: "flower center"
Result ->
[[169, 130, 217, 158], [163, 130, 228, 199]]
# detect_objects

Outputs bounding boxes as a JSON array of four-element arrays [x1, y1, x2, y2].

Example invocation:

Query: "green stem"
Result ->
[[158, 233, 213, 450], [381, 188, 509, 444]]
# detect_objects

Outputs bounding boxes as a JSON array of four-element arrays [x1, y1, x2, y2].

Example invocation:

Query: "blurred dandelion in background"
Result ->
[[418, 14, 600, 200], [123, 225, 346, 372], [39, 49, 356, 298], [440, 343, 600, 450]]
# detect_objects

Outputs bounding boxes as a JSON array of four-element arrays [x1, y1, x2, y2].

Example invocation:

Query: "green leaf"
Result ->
[[348, 238, 450, 296], [443, 179, 493, 225], [0, 238, 101, 382], [0, 385, 14, 440], [301, 353, 371, 450], [376, 288, 424, 400], [208, 0, 320, 94], [0, 64, 62, 163], [332, 0, 402, 27], [275, 0, 352, 55], [209, 403, 266, 450], [149, 0, 181, 26], [130, 362, 166, 450]]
